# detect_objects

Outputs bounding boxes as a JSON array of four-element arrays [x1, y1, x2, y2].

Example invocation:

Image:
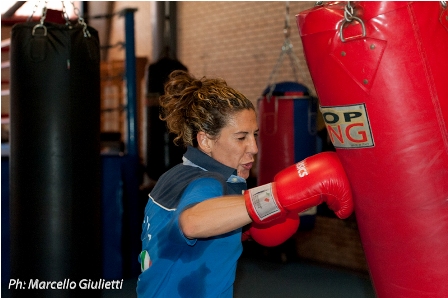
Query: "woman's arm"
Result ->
[[179, 195, 252, 239]]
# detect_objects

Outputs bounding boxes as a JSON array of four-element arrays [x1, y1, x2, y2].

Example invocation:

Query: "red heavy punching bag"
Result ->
[[257, 82, 318, 186], [296, 2, 448, 297]]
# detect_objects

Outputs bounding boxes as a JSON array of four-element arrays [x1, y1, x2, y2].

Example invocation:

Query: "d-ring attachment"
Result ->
[[32, 23, 47, 36], [339, 16, 366, 42]]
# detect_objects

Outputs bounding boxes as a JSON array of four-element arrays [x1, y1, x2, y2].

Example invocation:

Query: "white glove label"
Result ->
[[248, 183, 280, 220]]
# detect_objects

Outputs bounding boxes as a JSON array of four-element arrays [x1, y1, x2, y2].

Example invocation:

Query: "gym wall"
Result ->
[[108, 1, 317, 106], [105, 1, 320, 167]]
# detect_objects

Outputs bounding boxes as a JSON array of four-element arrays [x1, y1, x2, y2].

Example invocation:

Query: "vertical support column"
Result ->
[[121, 8, 139, 157], [120, 8, 142, 278]]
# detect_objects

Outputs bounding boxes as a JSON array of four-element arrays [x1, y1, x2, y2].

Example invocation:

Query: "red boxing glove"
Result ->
[[241, 225, 251, 242], [249, 212, 300, 247], [244, 152, 353, 224]]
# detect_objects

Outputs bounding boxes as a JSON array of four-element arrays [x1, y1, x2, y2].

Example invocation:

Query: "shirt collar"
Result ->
[[183, 146, 239, 180]]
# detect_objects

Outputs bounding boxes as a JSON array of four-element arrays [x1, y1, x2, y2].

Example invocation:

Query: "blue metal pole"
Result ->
[[121, 8, 138, 157], [120, 8, 142, 277]]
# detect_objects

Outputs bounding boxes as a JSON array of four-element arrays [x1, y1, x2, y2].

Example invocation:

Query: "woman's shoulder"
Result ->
[[150, 165, 227, 209]]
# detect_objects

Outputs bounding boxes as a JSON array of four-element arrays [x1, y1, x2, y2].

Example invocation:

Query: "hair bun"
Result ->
[[193, 79, 202, 89]]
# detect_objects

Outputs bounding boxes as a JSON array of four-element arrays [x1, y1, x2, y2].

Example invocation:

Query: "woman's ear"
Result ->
[[197, 131, 212, 155]]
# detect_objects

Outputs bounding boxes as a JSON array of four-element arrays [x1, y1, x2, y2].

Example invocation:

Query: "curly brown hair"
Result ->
[[159, 70, 255, 147]]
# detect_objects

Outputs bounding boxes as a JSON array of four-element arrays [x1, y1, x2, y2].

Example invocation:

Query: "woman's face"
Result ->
[[206, 109, 259, 179]]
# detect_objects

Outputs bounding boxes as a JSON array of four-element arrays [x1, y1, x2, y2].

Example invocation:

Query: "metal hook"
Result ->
[[32, 23, 47, 36], [339, 16, 366, 42], [339, 2, 366, 42]]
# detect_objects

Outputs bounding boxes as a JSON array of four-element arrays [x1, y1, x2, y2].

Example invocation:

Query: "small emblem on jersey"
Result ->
[[139, 250, 152, 272]]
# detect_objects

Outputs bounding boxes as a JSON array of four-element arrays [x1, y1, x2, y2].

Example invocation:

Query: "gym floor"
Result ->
[[1, 255, 375, 298], [99, 251, 375, 298]]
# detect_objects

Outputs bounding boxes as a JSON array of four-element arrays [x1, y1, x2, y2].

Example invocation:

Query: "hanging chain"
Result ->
[[283, 1, 290, 39], [339, 1, 366, 42], [40, 1, 48, 25], [344, 1, 355, 22], [30, 0, 48, 36], [28, 0, 45, 22], [266, 1, 304, 100], [27, 0, 39, 21], [442, 1, 447, 8], [71, 1, 91, 37], [61, 1, 72, 26], [28, 1, 91, 37]]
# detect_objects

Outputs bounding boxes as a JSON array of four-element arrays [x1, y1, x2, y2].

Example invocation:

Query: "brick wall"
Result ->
[[177, 1, 317, 105], [109, 1, 317, 106], [107, 1, 321, 162], [294, 216, 369, 273]]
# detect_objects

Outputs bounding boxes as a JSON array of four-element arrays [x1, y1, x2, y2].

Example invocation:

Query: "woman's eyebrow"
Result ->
[[234, 129, 259, 135]]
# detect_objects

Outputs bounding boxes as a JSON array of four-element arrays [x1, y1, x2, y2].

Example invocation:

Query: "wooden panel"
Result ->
[[100, 57, 148, 158], [100, 60, 125, 135], [294, 215, 369, 273]]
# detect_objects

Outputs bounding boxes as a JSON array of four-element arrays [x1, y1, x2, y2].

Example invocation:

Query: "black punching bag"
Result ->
[[10, 21, 101, 297], [146, 57, 187, 181]]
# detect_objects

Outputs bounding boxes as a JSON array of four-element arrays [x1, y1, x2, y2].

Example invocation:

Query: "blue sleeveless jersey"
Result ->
[[137, 146, 247, 297]]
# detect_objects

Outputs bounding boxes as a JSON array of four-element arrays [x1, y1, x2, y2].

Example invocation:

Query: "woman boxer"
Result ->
[[137, 70, 353, 297]]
